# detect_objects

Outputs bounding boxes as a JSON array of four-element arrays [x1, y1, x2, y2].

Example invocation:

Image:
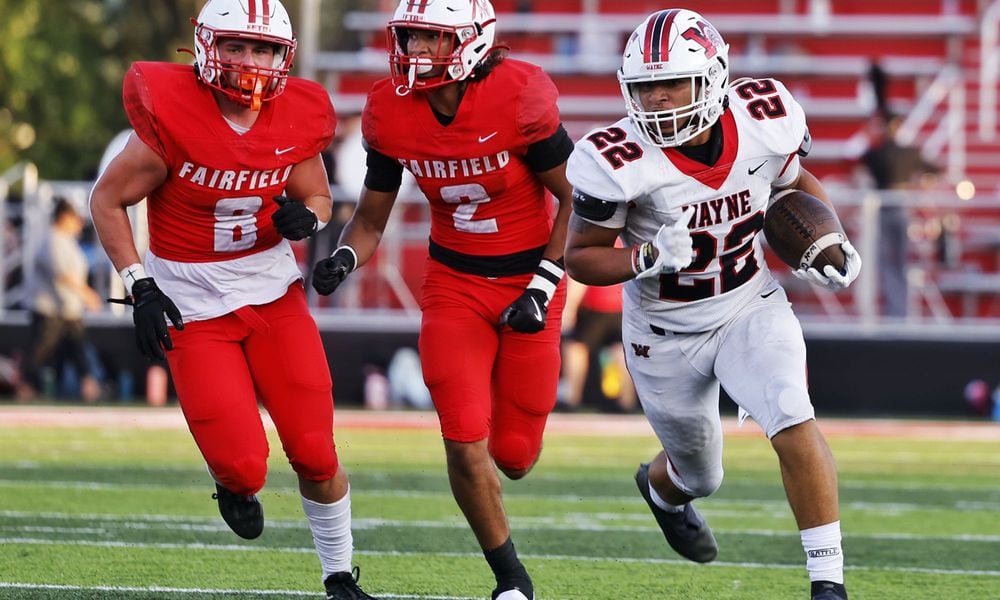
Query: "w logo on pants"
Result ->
[[631, 343, 651, 358]]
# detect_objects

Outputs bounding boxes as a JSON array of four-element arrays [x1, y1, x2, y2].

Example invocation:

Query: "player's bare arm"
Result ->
[[283, 153, 333, 224], [338, 186, 399, 269], [89, 134, 168, 271], [564, 213, 631, 286], [535, 162, 573, 262], [780, 166, 831, 206]]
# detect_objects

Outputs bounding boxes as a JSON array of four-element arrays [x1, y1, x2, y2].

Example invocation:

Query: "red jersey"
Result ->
[[362, 59, 561, 258], [124, 62, 336, 263]]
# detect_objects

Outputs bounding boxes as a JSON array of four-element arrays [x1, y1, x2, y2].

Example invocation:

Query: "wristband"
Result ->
[[306, 206, 329, 232], [631, 242, 655, 276], [527, 258, 565, 303], [119, 263, 147, 296], [332, 245, 358, 272]]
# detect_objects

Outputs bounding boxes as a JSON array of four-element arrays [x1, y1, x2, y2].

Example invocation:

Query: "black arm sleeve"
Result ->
[[524, 124, 575, 172], [571, 189, 619, 222], [363, 146, 405, 193]]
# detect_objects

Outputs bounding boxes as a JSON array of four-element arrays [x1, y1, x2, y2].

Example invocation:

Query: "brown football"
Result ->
[[763, 190, 847, 272]]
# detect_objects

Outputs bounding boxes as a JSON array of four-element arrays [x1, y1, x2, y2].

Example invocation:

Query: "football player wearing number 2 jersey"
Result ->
[[310, 1, 574, 599], [565, 10, 860, 600], [89, 1, 376, 598]]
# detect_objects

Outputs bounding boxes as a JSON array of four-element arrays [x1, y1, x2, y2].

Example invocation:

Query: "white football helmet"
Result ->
[[192, 0, 296, 110], [619, 9, 729, 147], [387, 0, 497, 92]]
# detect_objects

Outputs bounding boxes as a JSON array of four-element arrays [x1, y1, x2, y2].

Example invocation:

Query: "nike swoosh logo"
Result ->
[[478, 132, 498, 143], [761, 289, 778, 298], [748, 160, 767, 175], [529, 296, 544, 322], [274, 146, 296, 155]]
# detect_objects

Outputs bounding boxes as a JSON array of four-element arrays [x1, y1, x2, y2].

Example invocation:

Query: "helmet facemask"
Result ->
[[621, 60, 727, 147]]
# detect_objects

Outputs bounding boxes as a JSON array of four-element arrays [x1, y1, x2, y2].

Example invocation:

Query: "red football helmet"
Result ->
[[192, 0, 297, 110]]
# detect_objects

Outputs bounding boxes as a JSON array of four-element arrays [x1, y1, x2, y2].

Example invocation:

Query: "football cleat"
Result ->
[[212, 483, 264, 540], [635, 463, 718, 563], [325, 567, 377, 600], [811, 580, 848, 600]]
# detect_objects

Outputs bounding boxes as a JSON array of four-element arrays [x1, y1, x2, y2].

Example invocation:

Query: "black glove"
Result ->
[[500, 288, 549, 334], [131, 277, 184, 360], [272, 195, 318, 240], [312, 246, 357, 296]]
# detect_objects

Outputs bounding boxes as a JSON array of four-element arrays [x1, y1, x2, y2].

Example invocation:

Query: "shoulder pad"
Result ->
[[728, 78, 807, 157]]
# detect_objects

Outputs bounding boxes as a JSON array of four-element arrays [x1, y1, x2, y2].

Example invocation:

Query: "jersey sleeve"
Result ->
[[361, 83, 385, 155], [122, 63, 168, 163], [515, 67, 561, 145], [566, 139, 629, 228], [298, 80, 337, 156], [729, 78, 808, 157]]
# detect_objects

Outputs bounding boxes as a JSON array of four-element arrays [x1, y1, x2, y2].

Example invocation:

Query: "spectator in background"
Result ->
[[559, 277, 636, 413], [18, 198, 103, 402], [859, 113, 941, 317]]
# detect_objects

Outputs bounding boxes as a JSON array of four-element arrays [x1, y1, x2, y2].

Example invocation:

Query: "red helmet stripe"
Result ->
[[248, 0, 257, 25], [261, 0, 271, 26], [645, 9, 679, 63]]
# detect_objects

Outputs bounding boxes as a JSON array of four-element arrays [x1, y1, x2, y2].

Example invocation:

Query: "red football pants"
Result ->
[[419, 258, 565, 471], [166, 282, 337, 496]]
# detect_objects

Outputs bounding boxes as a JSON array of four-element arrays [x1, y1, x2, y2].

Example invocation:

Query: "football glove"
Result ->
[[271, 195, 318, 240], [500, 258, 564, 334], [130, 277, 184, 361], [793, 240, 862, 291], [634, 219, 693, 279], [312, 246, 357, 296]]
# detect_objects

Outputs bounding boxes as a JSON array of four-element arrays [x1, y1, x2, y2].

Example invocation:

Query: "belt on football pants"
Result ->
[[649, 324, 668, 336]]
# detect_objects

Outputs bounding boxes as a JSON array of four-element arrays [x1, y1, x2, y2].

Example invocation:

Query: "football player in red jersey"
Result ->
[[89, 1, 376, 598], [311, 1, 573, 598], [563, 10, 857, 600]]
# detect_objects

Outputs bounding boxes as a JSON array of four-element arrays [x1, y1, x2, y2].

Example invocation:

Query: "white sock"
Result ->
[[800, 521, 844, 584], [648, 481, 685, 513], [302, 486, 354, 579]]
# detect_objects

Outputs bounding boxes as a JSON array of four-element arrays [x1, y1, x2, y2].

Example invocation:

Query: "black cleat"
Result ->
[[811, 580, 848, 600], [325, 567, 377, 599], [212, 483, 263, 540], [635, 462, 718, 563]]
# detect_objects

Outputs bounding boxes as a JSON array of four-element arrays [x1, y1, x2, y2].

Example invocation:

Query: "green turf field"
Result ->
[[1, 407, 998, 599]]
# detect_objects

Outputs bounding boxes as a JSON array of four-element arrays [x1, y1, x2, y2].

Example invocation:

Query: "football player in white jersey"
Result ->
[[564, 9, 860, 600]]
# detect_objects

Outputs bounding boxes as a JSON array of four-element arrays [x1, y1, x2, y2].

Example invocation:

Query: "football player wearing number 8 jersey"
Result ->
[[310, 1, 574, 598], [565, 9, 859, 600], [89, 1, 376, 598]]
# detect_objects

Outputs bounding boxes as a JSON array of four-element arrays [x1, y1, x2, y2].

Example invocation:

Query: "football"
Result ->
[[763, 189, 847, 272]]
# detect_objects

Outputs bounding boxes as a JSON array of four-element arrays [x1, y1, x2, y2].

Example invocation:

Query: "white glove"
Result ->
[[635, 219, 694, 279], [793, 240, 862, 291]]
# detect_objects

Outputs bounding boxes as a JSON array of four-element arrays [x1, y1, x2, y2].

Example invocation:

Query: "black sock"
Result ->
[[484, 537, 532, 596]]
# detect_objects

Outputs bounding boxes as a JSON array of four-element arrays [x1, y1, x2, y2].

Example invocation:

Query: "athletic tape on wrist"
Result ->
[[527, 258, 565, 302], [631, 242, 655, 276], [119, 263, 147, 296]]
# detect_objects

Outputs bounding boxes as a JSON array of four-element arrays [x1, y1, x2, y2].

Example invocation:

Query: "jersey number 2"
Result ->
[[440, 183, 498, 234]]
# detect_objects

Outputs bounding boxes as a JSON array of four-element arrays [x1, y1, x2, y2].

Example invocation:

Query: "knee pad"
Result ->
[[286, 431, 339, 482], [666, 456, 724, 499], [489, 432, 540, 474], [213, 454, 267, 496]]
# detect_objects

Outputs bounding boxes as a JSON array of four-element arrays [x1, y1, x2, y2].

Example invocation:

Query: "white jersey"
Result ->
[[567, 78, 810, 332]]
